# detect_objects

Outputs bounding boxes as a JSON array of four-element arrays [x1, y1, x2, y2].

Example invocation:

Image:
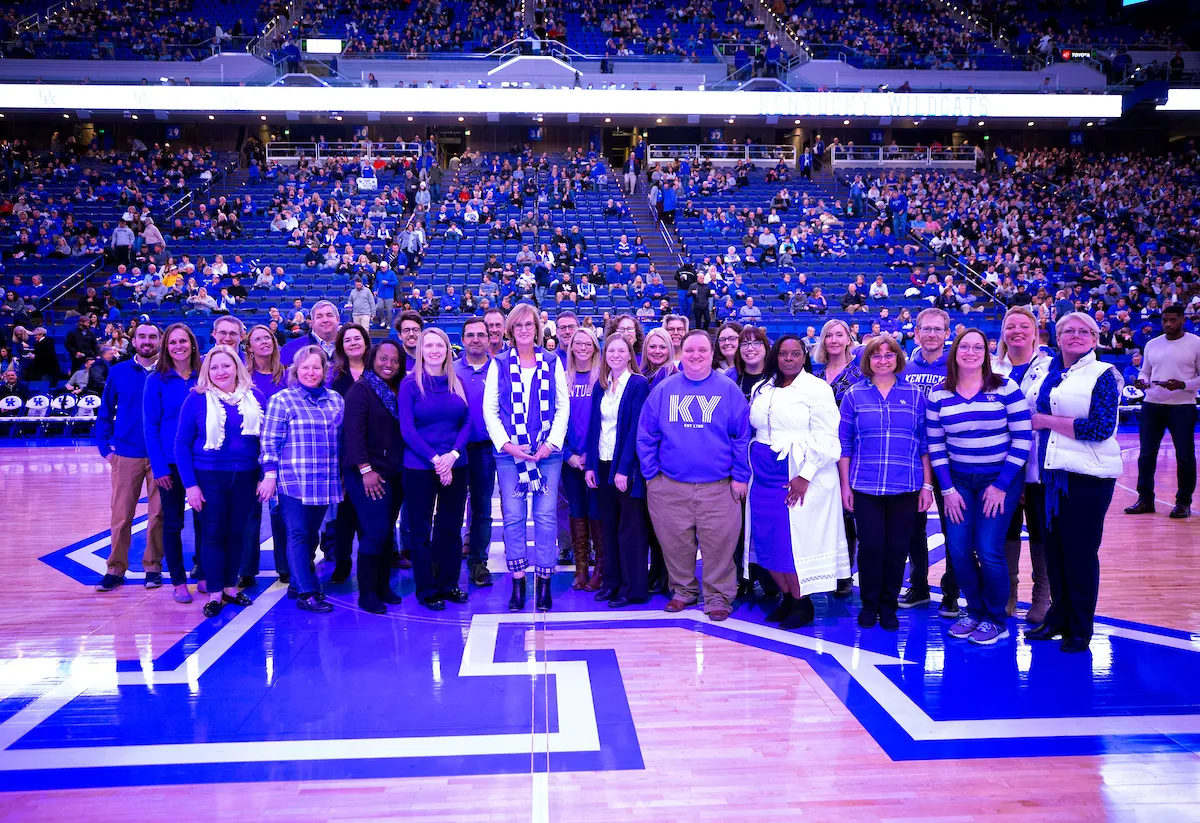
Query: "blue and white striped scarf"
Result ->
[[509, 350, 552, 496]]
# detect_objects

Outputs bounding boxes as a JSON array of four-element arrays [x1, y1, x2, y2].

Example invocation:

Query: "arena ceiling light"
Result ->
[[842, 119, 849, 125], [656, 118, 663, 123], [1028, 121, 1034, 126], [260, 115, 267, 121], [0, 86, 1124, 121]]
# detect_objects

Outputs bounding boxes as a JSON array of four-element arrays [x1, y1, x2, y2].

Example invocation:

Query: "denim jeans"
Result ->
[[561, 462, 600, 519], [943, 469, 1024, 623], [194, 469, 258, 593], [159, 464, 201, 586], [464, 442, 496, 568], [278, 493, 329, 596], [495, 452, 563, 575], [240, 496, 288, 580], [345, 469, 403, 557]]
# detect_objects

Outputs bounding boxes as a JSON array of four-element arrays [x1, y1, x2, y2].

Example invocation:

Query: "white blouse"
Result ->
[[598, 369, 630, 462], [748, 371, 841, 481]]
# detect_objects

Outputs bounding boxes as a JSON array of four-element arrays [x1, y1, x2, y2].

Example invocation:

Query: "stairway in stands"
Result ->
[[621, 180, 682, 291]]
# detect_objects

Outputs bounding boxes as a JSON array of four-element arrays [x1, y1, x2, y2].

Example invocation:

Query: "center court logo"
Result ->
[[668, 394, 721, 425]]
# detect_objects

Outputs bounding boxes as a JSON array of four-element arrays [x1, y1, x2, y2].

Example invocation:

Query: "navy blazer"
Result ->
[[584, 373, 650, 498]]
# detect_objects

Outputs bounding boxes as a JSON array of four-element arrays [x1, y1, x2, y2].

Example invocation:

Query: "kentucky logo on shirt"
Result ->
[[668, 394, 722, 427]]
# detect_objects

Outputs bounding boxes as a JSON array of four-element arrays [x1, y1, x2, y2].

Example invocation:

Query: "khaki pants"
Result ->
[[353, 314, 373, 330], [107, 455, 164, 574], [646, 474, 740, 612]]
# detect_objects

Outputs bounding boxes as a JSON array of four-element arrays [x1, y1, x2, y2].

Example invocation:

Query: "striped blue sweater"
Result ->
[[925, 377, 1032, 490]]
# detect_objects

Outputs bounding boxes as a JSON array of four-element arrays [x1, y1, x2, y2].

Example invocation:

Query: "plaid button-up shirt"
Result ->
[[260, 386, 345, 506], [838, 377, 928, 496]]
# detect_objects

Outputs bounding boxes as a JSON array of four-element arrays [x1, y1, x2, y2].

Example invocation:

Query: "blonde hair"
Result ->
[[813, 318, 853, 365], [505, 302, 542, 348], [286, 345, 330, 387], [196, 344, 253, 393], [642, 328, 677, 382], [412, 328, 466, 400], [566, 326, 600, 391], [997, 306, 1039, 361], [247, 324, 284, 385], [598, 332, 643, 390]]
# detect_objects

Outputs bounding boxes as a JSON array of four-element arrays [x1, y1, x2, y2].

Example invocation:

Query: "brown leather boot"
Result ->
[[569, 517, 590, 590], [585, 518, 604, 591]]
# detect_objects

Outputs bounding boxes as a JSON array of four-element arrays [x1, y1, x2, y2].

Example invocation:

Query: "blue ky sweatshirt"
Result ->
[[142, 368, 198, 478], [904, 346, 949, 397], [636, 370, 750, 484], [95, 359, 155, 459]]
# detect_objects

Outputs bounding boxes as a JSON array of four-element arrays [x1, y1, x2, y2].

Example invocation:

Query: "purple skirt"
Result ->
[[748, 441, 795, 574]]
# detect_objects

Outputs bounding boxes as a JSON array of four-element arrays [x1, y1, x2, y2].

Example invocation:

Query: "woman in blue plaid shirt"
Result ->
[[258, 345, 346, 614]]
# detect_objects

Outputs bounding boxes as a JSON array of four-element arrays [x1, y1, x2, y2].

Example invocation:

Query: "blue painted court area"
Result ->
[[6, 512, 1200, 791]]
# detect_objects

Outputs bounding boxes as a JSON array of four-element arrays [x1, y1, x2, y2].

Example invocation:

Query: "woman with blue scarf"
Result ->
[[1024, 313, 1121, 653], [483, 303, 570, 612], [344, 340, 407, 614]]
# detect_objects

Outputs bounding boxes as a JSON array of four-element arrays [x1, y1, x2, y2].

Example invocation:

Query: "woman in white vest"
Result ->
[[1024, 312, 1122, 653], [992, 306, 1053, 622]]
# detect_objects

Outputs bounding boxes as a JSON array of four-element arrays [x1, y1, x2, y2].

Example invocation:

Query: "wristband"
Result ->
[[922, 483, 933, 492], [941, 486, 957, 496], [449, 450, 460, 461], [263, 471, 278, 479], [359, 465, 373, 476]]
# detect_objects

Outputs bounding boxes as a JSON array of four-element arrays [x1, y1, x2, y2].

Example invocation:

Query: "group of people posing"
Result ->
[[92, 300, 1126, 651]]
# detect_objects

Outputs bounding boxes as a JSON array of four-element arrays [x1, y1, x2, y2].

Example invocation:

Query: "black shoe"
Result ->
[[331, 563, 352, 584], [95, 572, 125, 592], [470, 564, 494, 586], [1169, 504, 1192, 519], [1124, 500, 1155, 515], [278, 572, 291, 585], [593, 588, 615, 602], [834, 577, 853, 598], [441, 588, 469, 604], [736, 581, 754, 601], [420, 596, 446, 611], [608, 596, 630, 608], [878, 611, 900, 631], [1060, 637, 1090, 653], [938, 597, 961, 619], [395, 550, 412, 570], [359, 591, 386, 614], [1026, 623, 1067, 641], [222, 591, 253, 607], [557, 546, 573, 565], [509, 577, 527, 611], [535, 576, 553, 612], [202, 600, 224, 617], [236, 575, 256, 590], [371, 556, 403, 604], [780, 597, 815, 629], [647, 574, 669, 595], [297, 593, 334, 613], [897, 587, 931, 609], [766, 594, 794, 623], [857, 609, 878, 628], [144, 572, 164, 590]]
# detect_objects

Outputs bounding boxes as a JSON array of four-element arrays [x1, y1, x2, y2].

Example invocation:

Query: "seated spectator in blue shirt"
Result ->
[[738, 296, 763, 322]]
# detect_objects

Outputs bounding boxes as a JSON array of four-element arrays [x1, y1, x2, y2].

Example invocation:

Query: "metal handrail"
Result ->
[[164, 159, 238, 224], [264, 141, 423, 164], [830, 145, 977, 167], [647, 144, 798, 164], [36, 255, 105, 313]]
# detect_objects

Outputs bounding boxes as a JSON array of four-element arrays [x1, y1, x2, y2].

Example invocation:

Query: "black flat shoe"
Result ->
[[420, 597, 446, 611], [297, 593, 334, 613], [1169, 504, 1192, 519], [1060, 637, 1091, 653], [781, 596, 816, 629], [222, 592, 252, 607], [1026, 623, 1067, 641], [278, 572, 291, 585], [766, 594, 794, 623], [359, 591, 386, 614], [441, 588, 469, 604], [331, 564, 352, 584], [857, 609, 878, 628], [593, 588, 615, 602], [236, 575, 256, 590], [202, 600, 223, 617], [878, 611, 900, 632], [834, 578, 853, 598], [608, 596, 630, 608], [1123, 500, 1155, 515]]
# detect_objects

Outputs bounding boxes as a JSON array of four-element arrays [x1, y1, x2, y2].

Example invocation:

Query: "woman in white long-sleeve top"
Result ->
[[747, 334, 849, 629]]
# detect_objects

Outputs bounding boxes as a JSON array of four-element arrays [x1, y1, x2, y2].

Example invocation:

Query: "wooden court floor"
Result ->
[[1, 437, 1199, 822]]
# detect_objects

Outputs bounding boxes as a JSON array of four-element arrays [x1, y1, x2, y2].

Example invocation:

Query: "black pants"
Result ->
[[854, 491, 918, 617], [906, 482, 958, 598], [1042, 474, 1115, 643], [691, 304, 710, 331], [345, 469, 403, 557], [159, 464, 201, 587], [597, 462, 649, 601], [333, 497, 360, 567], [1136, 402, 1197, 507], [240, 497, 288, 580], [194, 469, 257, 593], [402, 467, 468, 600], [464, 441, 496, 568]]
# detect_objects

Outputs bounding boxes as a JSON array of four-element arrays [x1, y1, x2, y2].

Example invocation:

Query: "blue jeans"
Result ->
[[345, 469, 403, 557], [943, 469, 1024, 623], [561, 462, 600, 519], [278, 493, 329, 596], [159, 464, 201, 586], [495, 452, 563, 575], [194, 469, 258, 593], [464, 442, 496, 568]]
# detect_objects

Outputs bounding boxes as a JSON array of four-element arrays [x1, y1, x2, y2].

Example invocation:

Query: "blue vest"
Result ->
[[490, 348, 560, 451]]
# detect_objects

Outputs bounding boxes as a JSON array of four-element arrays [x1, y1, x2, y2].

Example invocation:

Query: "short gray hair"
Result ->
[[212, 315, 246, 334], [286, 345, 330, 387], [1055, 311, 1099, 340], [309, 299, 340, 321]]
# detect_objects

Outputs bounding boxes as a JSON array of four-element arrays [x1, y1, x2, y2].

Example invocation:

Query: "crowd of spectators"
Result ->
[[308, 0, 522, 56]]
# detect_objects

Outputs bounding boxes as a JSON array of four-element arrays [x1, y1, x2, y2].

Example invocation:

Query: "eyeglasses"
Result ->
[[1059, 327, 1094, 338], [512, 321, 536, 331], [869, 352, 897, 361], [957, 344, 987, 353], [740, 340, 765, 348], [917, 326, 948, 334]]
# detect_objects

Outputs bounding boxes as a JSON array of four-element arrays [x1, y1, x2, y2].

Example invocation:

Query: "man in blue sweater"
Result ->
[[95, 323, 164, 592], [898, 308, 959, 616], [637, 330, 750, 621]]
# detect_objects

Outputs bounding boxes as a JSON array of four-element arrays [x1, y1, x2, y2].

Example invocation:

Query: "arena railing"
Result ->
[[830, 145, 976, 168], [163, 158, 240, 224], [264, 141, 423, 165], [35, 255, 105, 314], [646, 144, 797, 165]]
